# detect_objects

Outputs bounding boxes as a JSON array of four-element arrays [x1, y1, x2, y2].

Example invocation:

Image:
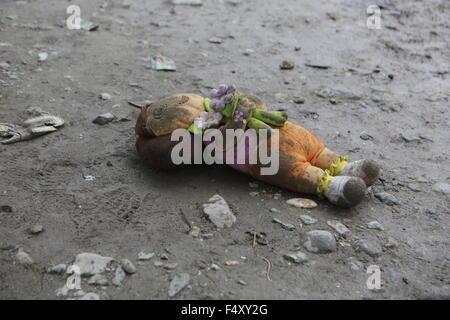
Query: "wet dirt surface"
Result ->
[[0, 0, 449, 299]]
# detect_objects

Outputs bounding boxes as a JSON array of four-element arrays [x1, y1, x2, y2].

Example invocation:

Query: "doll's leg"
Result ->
[[315, 147, 381, 186]]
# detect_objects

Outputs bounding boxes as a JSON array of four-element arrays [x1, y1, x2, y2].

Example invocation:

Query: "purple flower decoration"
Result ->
[[223, 93, 234, 104], [209, 89, 220, 99], [233, 110, 244, 123], [198, 111, 223, 129], [226, 85, 236, 94]]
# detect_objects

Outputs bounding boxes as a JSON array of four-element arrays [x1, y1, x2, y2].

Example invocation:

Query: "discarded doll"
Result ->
[[134, 85, 381, 208], [0, 114, 64, 144]]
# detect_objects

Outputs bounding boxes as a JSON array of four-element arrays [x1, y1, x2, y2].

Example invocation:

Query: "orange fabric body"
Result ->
[[249, 121, 326, 194]]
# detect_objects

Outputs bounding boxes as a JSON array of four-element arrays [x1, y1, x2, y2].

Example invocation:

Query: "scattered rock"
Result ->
[[360, 132, 373, 141], [16, 248, 34, 266], [374, 192, 400, 206], [100, 92, 111, 100], [202, 194, 236, 228], [303, 230, 336, 253], [248, 182, 259, 188], [168, 273, 190, 297], [407, 183, 422, 192], [137, 251, 155, 261], [327, 220, 351, 237], [315, 86, 361, 101], [210, 263, 220, 271], [149, 55, 176, 71], [73, 252, 114, 276], [154, 261, 164, 267], [293, 97, 305, 104], [272, 217, 296, 231], [401, 133, 421, 143], [299, 215, 317, 225], [29, 224, 44, 234], [367, 220, 384, 231], [188, 226, 200, 238], [286, 198, 318, 209], [279, 60, 294, 70], [93, 113, 115, 125], [237, 279, 247, 286], [270, 208, 280, 213], [224, 260, 240, 266], [120, 259, 136, 274], [371, 95, 381, 103], [249, 191, 259, 197], [283, 251, 309, 264], [38, 52, 48, 62], [172, 0, 203, 5], [208, 37, 223, 44], [112, 266, 126, 286], [88, 274, 109, 286], [353, 239, 382, 257], [0, 62, 11, 70], [432, 183, 450, 194], [164, 263, 179, 270], [47, 264, 67, 274]]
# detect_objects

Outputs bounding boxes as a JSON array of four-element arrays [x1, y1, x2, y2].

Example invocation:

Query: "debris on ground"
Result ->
[[168, 273, 190, 297], [286, 198, 318, 209], [202, 194, 236, 228], [303, 230, 336, 253], [272, 217, 296, 231], [73, 252, 114, 276], [149, 55, 176, 71], [93, 113, 115, 125]]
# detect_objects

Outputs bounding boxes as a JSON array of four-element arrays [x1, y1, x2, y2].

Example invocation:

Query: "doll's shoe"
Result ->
[[324, 176, 366, 208], [338, 159, 380, 187]]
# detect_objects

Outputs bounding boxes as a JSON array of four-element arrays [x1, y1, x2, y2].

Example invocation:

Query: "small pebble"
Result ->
[[29, 224, 44, 234], [100, 93, 111, 100], [137, 251, 155, 261], [120, 259, 136, 274], [280, 60, 295, 70], [93, 113, 115, 125], [47, 264, 67, 274], [16, 248, 34, 266], [299, 215, 317, 225], [286, 198, 318, 209], [367, 220, 384, 231], [283, 251, 309, 264]]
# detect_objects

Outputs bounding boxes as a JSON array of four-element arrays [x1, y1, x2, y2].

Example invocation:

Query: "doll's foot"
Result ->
[[338, 159, 380, 187], [324, 176, 366, 208]]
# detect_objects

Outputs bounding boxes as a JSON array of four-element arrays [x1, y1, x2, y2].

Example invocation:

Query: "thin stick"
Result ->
[[252, 232, 257, 248], [128, 101, 144, 109], [261, 256, 272, 281]]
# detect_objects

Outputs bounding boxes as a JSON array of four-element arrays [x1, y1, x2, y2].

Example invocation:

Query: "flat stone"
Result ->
[[432, 183, 450, 194], [120, 259, 136, 274], [29, 224, 44, 234], [164, 263, 179, 270], [299, 214, 317, 225], [286, 198, 318, 209], [38, 52, 48, 61], [202, 194, 236, 228], [272, 217, 296, 231], [283, 251, 309, 264], [168, 273, 190, 297], [93, 113, 115, 125], [137, 251, 155, 261], [47, 264, 67, 274], [100, 92, 111, 100], [385, 236, 398, 248], [73, 252, 114, 276], [374, 192, 400, 206], [208, 37, 223, 44], [367, 220, 384, 231], [303, 230, 336, 253], [348, 259, 364, 273], [353, 239, 383, 257], [188, 226, 200, 238], [327, 220, 351, 237]]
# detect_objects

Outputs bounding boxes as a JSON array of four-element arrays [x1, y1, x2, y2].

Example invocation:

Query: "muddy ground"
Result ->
[[0, 0, 449, 300]]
